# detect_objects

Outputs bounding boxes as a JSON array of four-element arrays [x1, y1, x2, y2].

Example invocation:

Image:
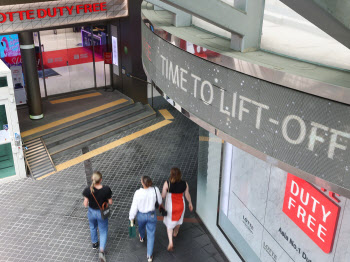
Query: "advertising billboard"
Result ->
[[0, 34, 26, 105], [219, 145, 349, 262], [0, 34, 21, 63]]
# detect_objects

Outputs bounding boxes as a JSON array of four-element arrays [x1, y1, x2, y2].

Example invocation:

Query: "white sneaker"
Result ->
[[139, 234, 144, 243], [147, 256, 153, 262], [99, 252, 106, 262]]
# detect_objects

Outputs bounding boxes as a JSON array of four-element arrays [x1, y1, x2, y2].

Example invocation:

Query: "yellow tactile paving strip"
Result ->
[[199, 136, 224, 143], [22, 99, 128, 138], [37, 110, 174, 180], [50, 92, 102, 104], [159, 109, 174, 120]]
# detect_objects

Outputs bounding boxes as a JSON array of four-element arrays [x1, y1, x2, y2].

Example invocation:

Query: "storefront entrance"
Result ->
[[36, 26, 111, 97], [0, 25, 112, 102]]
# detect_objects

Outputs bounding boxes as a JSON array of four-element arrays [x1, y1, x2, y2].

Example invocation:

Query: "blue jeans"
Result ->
[[137, 211, 157, 257], [88, 207, 108, 252]]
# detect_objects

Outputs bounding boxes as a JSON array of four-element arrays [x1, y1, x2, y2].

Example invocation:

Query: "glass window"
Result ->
[[218, 141, 350, 262], [87, 25, 111, 88], [197, 128, 223, 232], [261, 0, 350, 71]]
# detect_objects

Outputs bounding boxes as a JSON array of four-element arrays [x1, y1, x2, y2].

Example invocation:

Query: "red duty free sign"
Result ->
[[0, 2, 107, 23], [282, 173, 340, 253]]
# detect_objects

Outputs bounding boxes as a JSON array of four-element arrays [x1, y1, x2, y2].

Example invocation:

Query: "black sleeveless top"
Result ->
[[83, 186, 112, 210], [168, 180, 187, 194]]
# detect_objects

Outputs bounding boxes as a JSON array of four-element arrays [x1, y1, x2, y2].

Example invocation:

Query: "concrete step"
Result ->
[[23, 99, 133, 142], [49, 105, 156, 160], [33, 167, 56, 179], [23, 138, 56, 180], [44, 103, 144, 148]]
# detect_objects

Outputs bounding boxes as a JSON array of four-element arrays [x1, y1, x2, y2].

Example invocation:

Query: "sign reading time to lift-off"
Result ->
[[141, 22, 350, 192], [0, 0, 128, 33]]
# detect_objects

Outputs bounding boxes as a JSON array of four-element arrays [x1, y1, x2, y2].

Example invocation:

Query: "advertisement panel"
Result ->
[[0, 34, 26, 105], [219, 145, 349, 262]]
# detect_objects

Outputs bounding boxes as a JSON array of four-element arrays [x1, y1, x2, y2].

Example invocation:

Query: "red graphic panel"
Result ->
[[103, 52, 112, 64], [42, 46, 103, 69], [282, 174, 340, 253]]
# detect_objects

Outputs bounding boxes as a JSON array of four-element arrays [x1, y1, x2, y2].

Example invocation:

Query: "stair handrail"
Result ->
[[23, 143, 34, 179], [40, 137, 56, 172]]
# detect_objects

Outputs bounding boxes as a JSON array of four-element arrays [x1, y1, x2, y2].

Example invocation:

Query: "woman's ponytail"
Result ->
[[90, 171, 102, 193]]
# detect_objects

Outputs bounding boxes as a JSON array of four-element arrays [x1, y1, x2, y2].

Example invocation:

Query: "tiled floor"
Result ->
[[0, 98, 228, 261]]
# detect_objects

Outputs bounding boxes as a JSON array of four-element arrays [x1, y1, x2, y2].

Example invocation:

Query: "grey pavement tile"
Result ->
[[0, 101, 228, 262]]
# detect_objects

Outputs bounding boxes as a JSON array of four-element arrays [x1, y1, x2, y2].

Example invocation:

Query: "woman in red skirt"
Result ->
[[162, 167, 193, 251]]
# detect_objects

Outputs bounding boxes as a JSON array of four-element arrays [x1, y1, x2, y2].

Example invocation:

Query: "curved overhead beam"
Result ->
[[280, 0, 350, 49], [159, 0, 265, 52], [146, 0, 192, 26]]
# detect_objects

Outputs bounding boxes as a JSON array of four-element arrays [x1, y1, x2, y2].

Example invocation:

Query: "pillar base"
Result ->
[[30, 114, 44, 120]]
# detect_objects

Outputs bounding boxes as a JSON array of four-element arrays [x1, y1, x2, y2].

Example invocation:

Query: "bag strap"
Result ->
[[91, 189, 102, 211], [154, 187, 159, 204]]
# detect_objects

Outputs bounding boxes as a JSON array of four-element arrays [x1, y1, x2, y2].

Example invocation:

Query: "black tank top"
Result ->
[[168, 180, 186, 194]]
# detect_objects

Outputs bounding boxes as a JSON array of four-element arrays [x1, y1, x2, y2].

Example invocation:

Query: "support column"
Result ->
[[18, 32, 43, 120]]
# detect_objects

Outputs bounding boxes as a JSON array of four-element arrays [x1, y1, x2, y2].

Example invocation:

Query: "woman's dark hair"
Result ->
[[142, 176, 153, 187], [170, 167, 182, 183]]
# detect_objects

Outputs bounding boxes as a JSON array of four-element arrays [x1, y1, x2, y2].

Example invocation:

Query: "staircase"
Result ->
[[24, 138, 56, 179], [23, 102, 156, 179]]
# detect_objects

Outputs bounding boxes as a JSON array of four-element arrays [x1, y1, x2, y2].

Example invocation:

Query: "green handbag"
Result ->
[[129, 221, 136, 238]]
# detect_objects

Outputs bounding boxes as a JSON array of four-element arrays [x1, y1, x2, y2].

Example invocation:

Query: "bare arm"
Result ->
[[83, 197, 89, 208], [108, 198, 113, 205], [161, 181, 168, 199], [185, 183, 193, 212]]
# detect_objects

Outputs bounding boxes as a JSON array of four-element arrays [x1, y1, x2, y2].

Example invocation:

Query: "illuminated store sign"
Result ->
[[141, 23, 350, 192], [283, 173, 339, 253], [0, 3, 107, 23], [218, 145, 348, 262], [0, 0, 128, 33]]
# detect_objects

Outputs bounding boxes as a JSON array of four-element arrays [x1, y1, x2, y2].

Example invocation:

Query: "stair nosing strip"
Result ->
[[26, 151, 47, 159], [25, 100, 134, 141], [28, 154, 49, 163], [31, 163, 54, 172], [25, 148, 46, 157], [50, 110, 156, 156], [43, 104, 145, 145], [30, 159, 52, 168]]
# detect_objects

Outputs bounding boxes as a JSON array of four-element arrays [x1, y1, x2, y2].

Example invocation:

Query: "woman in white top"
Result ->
[[129, 176, 162, 262]]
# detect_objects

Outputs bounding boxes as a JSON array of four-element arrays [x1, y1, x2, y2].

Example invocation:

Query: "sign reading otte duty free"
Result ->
[[0, 0, 127, 33], [141, 23, 350, 192]]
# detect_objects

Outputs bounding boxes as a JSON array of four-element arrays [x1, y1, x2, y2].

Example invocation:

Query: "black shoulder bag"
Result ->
[[154, 187, 167, 216]]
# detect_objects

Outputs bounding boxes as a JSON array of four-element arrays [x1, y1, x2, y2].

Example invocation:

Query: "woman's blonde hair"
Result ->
[[90, 171, 102, 193]]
